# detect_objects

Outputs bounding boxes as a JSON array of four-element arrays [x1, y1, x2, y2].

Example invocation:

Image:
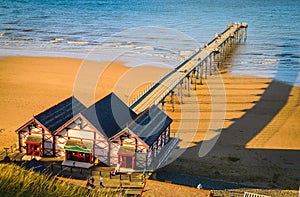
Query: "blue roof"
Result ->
[[129, 105, 172, 146], [81, 93, 137, 139], [35, 97, 86, 133]]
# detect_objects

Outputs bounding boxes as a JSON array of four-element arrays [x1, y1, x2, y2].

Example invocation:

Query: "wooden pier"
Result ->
[[130, 23, 248, 114]]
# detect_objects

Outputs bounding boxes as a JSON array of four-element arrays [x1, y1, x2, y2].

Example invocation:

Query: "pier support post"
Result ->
[[200, 63, 204, 85], [176, 84, 180, 103], [205, 59, 208, 79], [213, 53, 217, 73], [180, 81, 183, 104], [170, 90, 175, 112], [196, 66, 200, 79], [243, 28, 247, 43], [224, 40, 228, 58], [194, 73, 197, 90], [221, 45, 225, 63], [209, 55, 212, 76], [187, 75, 190, 96], [220, 45, 225, 69]]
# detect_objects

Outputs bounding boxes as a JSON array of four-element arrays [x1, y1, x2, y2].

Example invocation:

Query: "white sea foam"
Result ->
[[67, 41, 89, 45]]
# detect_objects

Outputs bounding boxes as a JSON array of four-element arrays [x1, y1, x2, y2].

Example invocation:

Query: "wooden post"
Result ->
[[196, 66, 200, 79], [213, 53, 216, 73], [180, 82, 183, 104], [205, 59, 208, 79], [200, 63, 203, 85], [170, 90, 175, 112], [209, 55, 212, 76], [244, 28, 247, 43], [194, 76, 197, 90], [177, 84, 180, 104], [187, 75, 190, 96]]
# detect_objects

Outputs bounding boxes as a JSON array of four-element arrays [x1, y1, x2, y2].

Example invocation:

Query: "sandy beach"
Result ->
[[0, 56, 170, 148], [0, 56, 299, 189], [160, 72, 300, 189]]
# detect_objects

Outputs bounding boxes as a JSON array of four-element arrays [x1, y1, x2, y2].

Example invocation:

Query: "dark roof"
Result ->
[[35, 97, 86, 133], [81, 93, 137, 139], [129, 105, 172, 146]]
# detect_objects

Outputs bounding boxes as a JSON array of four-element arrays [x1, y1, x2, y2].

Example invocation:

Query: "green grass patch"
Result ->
[[0, 163, 122, 197]]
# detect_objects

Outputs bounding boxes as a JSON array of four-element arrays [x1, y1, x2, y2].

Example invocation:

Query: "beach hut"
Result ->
[[110, 105, 172, 169], [54, 93, 137, 165], [16, 92, 173, 170], [56, 93, 172, 169], [16, 97, 86, 157]]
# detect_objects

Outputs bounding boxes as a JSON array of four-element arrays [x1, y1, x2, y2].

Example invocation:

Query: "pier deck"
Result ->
[[131, 23, 248, 113]]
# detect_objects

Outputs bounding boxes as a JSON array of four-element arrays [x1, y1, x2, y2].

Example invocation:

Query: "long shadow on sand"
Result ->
[[158, 78, 300, 189]]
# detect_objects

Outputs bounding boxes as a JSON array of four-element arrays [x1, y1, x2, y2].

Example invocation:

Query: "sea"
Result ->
[[0, 0, 299, 86]]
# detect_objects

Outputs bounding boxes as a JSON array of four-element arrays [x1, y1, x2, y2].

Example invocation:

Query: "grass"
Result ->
[[0, 163, 298, 197], [0, 163, 123, 197]]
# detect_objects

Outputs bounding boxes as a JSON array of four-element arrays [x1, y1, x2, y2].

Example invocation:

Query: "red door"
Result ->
[[26, 142, 41, 156]]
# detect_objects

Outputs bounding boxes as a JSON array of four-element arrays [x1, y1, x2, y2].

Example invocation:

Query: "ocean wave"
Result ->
[[4, 28, 18, 31], [69, 31, 89, 35], [179, 50, 194, 57], [128, 50, 178, 60], [22, 29, 34, 32], [49, 38, 64, 43], [243, 52, 264, 56], [67, 41, 89, 45], [275, 53, 296, 58], [240, 59, 279, 65], [3, 21, 19, 25], [11, 37, 34, 41], [101, 41, 137, 48]]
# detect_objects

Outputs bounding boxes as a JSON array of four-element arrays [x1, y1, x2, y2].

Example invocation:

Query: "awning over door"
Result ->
[[118, 146, 135, 155], [64, 139, 93, 153], [25, 135, 42, 144]]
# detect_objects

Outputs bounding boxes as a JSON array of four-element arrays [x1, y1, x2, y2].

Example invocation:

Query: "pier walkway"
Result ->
[[130, 23, 248, 114]]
